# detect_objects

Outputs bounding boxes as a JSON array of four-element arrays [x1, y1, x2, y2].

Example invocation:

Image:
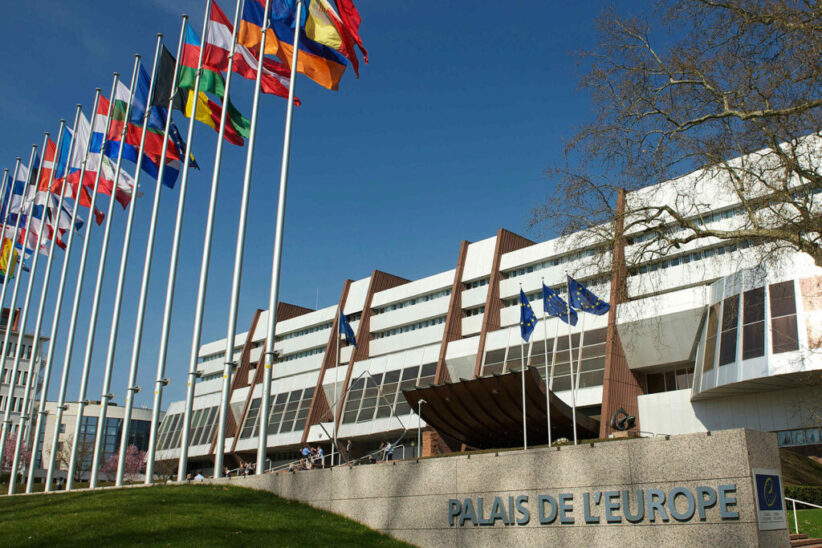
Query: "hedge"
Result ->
[[786, 485, 822, 507]]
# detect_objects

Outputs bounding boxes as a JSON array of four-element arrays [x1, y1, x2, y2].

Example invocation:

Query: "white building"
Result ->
[[156, 150, 822, 472]]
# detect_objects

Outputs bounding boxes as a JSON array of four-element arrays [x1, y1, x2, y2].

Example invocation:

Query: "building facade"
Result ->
[[0, 307, 46, 456], [36, 401, 158, 481], [156, 162, 822, 472]]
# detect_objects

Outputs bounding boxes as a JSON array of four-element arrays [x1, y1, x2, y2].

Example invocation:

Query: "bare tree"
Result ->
[[54, 439, 95, 483], [532, 0, 822, 269]]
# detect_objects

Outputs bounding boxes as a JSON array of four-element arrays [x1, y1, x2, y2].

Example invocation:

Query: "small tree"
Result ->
[[100, 445, 146, 483], [2, 433, 32, 471], [54, 439, 95, 483]]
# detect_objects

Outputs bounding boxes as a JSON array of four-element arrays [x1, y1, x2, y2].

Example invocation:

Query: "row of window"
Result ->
[[630, 240, 753, 276], [0, 342, 34, 360], [0, 394, 25, 413], [1, 368, 29, 386], [482, 328, 608, 392], [464, 306, 485, 317], [240, 386, 315, 439], [502, 280, 609, 309], [777, 427, 822, 448], [342, 363, 437, 424], [373, 289, 452, 315], [372, 316, 447, 340], [630, 207, 741, 246], [198, 372, 222, 383], [280, 346, 325, 362], [646, 367, 694, 394], [157, 406, 219, 451], [503, 249, 598, 280], [464, 279, 489, 290], [702, 281, 798, 375], [275, 322, 333, 342], [197, 345, 243, 365]]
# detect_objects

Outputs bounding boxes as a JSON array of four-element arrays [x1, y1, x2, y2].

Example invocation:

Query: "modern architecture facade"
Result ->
[[156, 157, 822, 472]]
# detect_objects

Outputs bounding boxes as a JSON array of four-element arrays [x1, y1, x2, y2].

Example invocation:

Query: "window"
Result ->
[[718, 296, 738, 366], [770, 281, 799, 353], [646, 367, 694, 394], [702, 305, 719, 372], [742, 288, 765, 360]]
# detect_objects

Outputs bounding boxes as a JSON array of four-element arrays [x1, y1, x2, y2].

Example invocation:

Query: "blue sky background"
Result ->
[[0, 1, 601, 409]]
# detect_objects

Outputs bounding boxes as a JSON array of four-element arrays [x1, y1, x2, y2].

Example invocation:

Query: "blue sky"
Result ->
[[0, 1, 600, 408]]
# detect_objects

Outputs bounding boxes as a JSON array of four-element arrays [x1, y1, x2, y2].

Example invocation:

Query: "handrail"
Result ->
[[786, 496, 822, 534]]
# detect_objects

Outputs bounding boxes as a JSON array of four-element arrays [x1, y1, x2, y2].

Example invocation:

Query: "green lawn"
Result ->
[[789, 508, 822, 539], [0, 484, 414, 548]]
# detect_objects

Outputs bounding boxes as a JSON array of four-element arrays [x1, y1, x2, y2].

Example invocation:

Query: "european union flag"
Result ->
[[567, 275, 610, 315], [519, 289, 537, 342], [340, 311, 357, 348], [543, 283, 578, 325]]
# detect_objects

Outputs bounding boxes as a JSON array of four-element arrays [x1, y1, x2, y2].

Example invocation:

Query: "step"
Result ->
[[792, 534, 809, 540], [790, 538, 822, 547]]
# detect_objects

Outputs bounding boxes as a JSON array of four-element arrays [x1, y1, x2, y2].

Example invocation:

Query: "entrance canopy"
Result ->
[[402, 368, 599, 449]]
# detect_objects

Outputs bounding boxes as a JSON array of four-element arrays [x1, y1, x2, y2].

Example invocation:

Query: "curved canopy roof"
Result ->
[[402, 367, 599, 449]]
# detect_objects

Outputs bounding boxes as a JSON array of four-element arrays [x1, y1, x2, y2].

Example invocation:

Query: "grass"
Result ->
[[0, 484, 414, 548], [789, 508, 822, 538]]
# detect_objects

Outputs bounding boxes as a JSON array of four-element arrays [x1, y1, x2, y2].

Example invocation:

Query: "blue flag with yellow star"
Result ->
[[543, 283, 578, 325], [519, 289, 537, 342], [340, 311, 358, 348], [567, 275, 610, 315]]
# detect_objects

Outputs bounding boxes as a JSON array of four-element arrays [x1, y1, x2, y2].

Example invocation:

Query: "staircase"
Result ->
[[791, 533, 822, 547]]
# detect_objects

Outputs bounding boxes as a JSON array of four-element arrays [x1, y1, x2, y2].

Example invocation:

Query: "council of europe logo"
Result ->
[[755, 473, 783, 511]]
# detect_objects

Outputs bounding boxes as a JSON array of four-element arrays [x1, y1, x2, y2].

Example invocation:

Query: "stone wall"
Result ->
[[208, 429, 789, 547]]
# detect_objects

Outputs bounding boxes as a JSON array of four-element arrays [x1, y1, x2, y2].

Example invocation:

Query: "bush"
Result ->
[[786, 485, 822, 507]]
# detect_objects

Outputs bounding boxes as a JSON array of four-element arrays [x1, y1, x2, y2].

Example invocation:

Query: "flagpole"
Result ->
[[0, 156, 31, 332], [214, 0, 277, 478], [0, 141, 43, 471], [66, 56, 141, 491], [258, 0, 303, 475], [162, 0, 244, 485], [8, 114, 77, 494], [334, 329, 340, 466], [34, 91, 101, 494], [44, 75, 120, 492], [26, 104, 89, 493], [541, 279, 551, 447], [519, 284, 527, 452], [87, 39, 162, 490], [0, 168, 9, 239], [574, 313, 587, 402], [565, 273, 577, 445], [126, 16, 187, 488], [174, 0, 215, 482]]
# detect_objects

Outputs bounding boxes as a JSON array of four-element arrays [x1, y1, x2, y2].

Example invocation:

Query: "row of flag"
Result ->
[[519, 275, 610, 342], [0, 0, 368, 493]]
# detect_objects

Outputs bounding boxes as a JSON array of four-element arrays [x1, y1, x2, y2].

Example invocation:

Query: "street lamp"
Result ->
[[417, 399, 426, 458]]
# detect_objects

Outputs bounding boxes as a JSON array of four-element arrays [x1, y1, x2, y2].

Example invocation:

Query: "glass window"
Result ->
[[742, 288, 765, 360], [703, 305, 719, 372], [770, 281, 799, 353], [647, 373, 665, 394], [791, 429, 806, 446], [718, 296, 738, 366], [805, 428, 821, 445]]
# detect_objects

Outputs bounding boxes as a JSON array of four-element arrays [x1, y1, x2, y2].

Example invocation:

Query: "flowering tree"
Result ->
[[100, 445, 146, 483], [2, 433, 32, 471]]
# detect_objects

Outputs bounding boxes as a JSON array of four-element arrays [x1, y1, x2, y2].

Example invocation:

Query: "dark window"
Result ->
[[646, 373, 665, 394], [718, 296, 738, 366], [770, 281, 799, 353], [703, 305, 719, 372], [742, 287, 765, 360]]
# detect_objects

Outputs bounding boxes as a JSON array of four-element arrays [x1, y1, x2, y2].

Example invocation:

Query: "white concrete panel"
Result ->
[[371, 270, 453, 308], [461, 315, 483, 336], [484, 329, 509, 352], [618, 308, 703, 370], [461, 286, 489, 309], [461, 236, 497, 282], [276, 329, 331, 356], [368, 325, 445, 357], [272, 355, 324, 381], [445, 336, 479, 360], [344, 277, 372, 315], [369, 298, 449, 332], [421, 344, 441, 365]]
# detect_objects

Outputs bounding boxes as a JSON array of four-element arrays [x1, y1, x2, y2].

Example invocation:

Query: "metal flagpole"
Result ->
[[259, 0, 303, 475], [574, 314, 587, 401], [565, 273, 578, 445], [541, 278, 552, 447], [0, 156, 31, 340], [520, 338, 527, 451], [0, 142, 43, 470], [214, 0, 278, 478], [89, 39, 162, 489], [32, 91, 101, 494], [0, 162, 16, 296], [9, 113, 78, 494], [44, 75, 120, 492], [174, 0, 215, 482], [125, 16, 187, 487], [154, 0, 241, 485], [0, 169, 9, 240], [66, 56, 141, 491], [334, 327, 340, 466]]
